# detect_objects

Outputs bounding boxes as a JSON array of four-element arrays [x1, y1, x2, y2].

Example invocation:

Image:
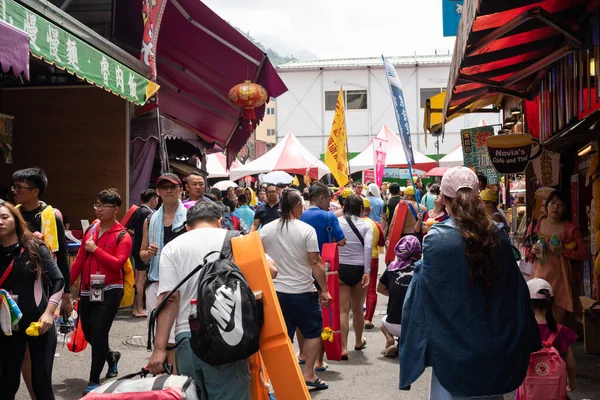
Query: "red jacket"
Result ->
[[70, 221, 132, 290]]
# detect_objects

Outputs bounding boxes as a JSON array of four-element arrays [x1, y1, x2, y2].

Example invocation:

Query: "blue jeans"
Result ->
[[174, 332, 250, 400], [429, 369, 505, 400]]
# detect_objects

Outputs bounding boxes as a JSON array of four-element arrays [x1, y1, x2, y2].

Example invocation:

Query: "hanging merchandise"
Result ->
[[228, 81, 269, 131], [0, 115, 13, 164], [532, 149, 560, 186]]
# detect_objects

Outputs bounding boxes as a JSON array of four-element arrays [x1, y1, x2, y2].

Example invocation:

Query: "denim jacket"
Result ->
[[399, 218, 540, 397]]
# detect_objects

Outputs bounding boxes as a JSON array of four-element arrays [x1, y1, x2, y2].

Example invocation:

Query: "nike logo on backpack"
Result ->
[[210, 282, 244, 346]]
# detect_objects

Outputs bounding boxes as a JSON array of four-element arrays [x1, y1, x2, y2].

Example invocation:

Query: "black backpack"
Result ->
[[148, 230, 262, 366]]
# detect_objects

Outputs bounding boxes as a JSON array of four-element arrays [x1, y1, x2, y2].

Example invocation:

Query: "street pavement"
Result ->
[[15, 256, 600, 399]]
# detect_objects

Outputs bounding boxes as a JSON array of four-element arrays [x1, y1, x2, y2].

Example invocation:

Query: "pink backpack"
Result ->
[[516, 326, 567, 400]]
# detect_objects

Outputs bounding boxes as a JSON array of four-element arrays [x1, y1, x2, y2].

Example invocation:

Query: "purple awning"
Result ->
[[114, 1, 288, 167], [0, 20, 29, 80]]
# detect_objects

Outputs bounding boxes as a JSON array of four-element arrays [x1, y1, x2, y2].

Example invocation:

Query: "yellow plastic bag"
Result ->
[[120, 258, 135, 308]]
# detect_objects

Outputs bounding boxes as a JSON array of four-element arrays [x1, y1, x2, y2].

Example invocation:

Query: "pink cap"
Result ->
[[440, 166, 479, 198]]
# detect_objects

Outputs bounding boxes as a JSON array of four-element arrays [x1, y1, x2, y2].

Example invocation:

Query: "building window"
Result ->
[[325, 91, 341, 111], [266, 129, 276, 136], [325, 90, 368, 111], [266, 107, 275, 115], [346, 90, 368, 110], [420, 88, 444, 108]]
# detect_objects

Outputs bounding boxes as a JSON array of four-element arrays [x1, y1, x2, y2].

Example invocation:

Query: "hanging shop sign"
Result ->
[[0, 0, 158, 106], [486, 134, 542, 174], [532, 149, 560, 186], [442, 0, 464, 37], [461, 125, 499, 184]]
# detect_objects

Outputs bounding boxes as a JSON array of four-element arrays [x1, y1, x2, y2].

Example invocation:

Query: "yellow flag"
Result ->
[[324, 89, 349, 187], [292, 175, 300, 186]]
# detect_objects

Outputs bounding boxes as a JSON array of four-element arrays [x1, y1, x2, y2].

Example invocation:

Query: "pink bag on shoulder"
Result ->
[[516, 326, 567, 400]]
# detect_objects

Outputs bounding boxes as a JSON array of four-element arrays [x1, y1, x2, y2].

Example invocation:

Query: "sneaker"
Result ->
[[83, 383, 100, 396], [106, 350, 121, 378]]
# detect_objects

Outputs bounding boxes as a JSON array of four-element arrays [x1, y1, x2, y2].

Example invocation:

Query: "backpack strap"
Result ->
[[345, 216, 364, 246], [543, 325, 563, 347], [151, 375, 170, 390], [117, 230, 126, 243], [221, 230, 241, 259]]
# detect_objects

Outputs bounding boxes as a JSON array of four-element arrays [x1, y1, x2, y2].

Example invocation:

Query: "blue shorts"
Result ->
[[276, 291, 322, 340]]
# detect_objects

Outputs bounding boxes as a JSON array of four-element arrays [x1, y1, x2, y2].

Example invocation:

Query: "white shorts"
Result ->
[[146, 282, 176, 345], [382, 315, 401, 338]]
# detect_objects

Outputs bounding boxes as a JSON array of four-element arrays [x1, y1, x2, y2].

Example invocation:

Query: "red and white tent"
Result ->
[[439, 145, 464, 167], [205, 153, 243, 178], [349, 125, 437, 173], [230, 132, 330, 180]]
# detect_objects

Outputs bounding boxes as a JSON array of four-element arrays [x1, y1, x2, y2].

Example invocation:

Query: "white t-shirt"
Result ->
[[260, 219, 319, 294], [158, 228, 228, 336]]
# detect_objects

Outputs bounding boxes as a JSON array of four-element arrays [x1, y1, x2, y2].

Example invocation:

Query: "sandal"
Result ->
[[341, 354, 349, 361], [364, 321, 375, 330], [305, 377, 329, 391], [132, 312, 147, 318], [315, 363, 329, 372], [354, 338, 367, 351]]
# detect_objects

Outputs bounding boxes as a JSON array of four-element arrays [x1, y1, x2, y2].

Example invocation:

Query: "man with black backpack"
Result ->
[[148, 202, 253, 399]]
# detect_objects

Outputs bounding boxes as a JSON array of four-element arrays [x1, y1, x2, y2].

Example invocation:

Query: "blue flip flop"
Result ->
[[315, 363, 329, 372], [306, 378, 329, 391]]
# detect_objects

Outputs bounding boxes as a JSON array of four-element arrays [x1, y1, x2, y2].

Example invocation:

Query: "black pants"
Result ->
[[79, 289, 123, 384], [0, 324, 57, 400]]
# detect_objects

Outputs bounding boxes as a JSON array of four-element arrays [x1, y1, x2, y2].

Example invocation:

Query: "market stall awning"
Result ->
[[114, 1, 288, 167], [349, 125, 437, 173], [424, 90, 502, 134], [0, 20, 29, 80], [1, 0, 158, 105], [206, 153, 243, 179], [438, 145, 465, 167], [229, 132, 330, 181], [444, 0, 593, 124]]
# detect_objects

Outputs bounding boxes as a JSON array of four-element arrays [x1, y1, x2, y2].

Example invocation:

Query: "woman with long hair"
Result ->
[[0, 199, 64, 399], [337, 194, 373, 359], [399, 167, 540, 399], [260, 189, 331, 390], [524, 190, 586, 324]]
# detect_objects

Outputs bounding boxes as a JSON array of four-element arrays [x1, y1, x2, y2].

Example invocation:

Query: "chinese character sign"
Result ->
[[373, 137, 388, 187], [532, 149, 560, 186], [0, 0, 158, 105], [461, 125, 499, 184], [324, 89, 349, 187], [443, 0, 464, 37]]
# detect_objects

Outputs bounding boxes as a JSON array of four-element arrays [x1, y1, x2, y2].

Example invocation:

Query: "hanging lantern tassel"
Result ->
[[244, 107, 256, 131], [228, 80, 268, 133]]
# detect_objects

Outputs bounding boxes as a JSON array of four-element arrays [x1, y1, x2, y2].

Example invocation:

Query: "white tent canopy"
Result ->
[[204, 153, 243, 178], [349, 125, 437, 174], [230, 132, 330, 180], [439, 145, 464, 167]]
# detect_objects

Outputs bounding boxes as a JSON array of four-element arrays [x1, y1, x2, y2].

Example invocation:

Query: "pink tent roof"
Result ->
[[114, 1, 287, 166], [205, 153, 243, 178], [229, 132, 330, 180], [349, 125, 437, 173]]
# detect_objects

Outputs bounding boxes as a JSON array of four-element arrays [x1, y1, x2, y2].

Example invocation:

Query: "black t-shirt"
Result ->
[[164, 224, 185, 246], [19, 204, 70, 293], [385, 196, 401, 234], [129, 205, 153, 258], [254, 202, 281, 227], [379, 265, 415, 325]]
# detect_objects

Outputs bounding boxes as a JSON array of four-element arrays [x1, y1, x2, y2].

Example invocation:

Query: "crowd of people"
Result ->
[[0, 166, 585, 399]]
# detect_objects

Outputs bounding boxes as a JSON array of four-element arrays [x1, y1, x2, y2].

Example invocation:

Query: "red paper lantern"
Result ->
[[228, 80, 268, 131]]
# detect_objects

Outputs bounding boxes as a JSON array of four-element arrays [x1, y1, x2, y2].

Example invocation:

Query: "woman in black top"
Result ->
[[0, 199, 64, 400]]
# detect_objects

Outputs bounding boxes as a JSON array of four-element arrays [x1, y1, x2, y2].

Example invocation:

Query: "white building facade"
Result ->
[[275, 55, 501, 159]]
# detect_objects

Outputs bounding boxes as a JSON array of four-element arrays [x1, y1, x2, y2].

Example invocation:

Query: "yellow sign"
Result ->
[[325, 89, 349, 187]]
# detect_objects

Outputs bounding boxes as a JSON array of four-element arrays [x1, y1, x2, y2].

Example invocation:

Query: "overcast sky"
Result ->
[[203, 0, 458, 59]]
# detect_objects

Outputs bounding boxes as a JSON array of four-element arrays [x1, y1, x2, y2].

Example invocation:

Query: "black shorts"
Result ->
[[339, 263, 364, 286], [133, 255, 148, 271]]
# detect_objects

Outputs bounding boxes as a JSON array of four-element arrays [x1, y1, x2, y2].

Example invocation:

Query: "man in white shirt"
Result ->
[[147, 202, 250, 400], [260, 189, 332, 391]]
